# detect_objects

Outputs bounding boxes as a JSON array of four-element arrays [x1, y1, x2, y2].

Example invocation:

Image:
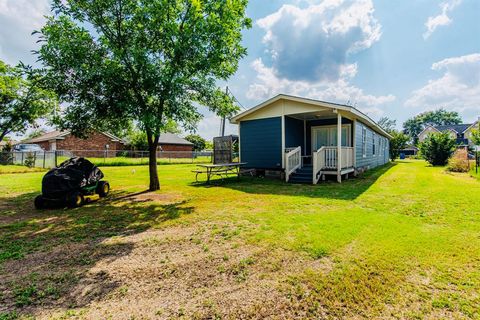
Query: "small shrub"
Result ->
[[24, 153, 36, 168], [419, 132, 456, 166], [447, 149, 470, 172]]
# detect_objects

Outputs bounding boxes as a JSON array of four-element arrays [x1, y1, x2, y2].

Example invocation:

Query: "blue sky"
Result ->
[[1, 0, 479, 140]]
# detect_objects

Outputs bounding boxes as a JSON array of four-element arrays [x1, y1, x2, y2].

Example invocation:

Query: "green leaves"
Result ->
[[403, 109, 463, 142], [389, 131, 409, 161], [0, 60, 57, 141], [37, 0, 250, 189], [419, 132, 456, 166], [470, 126, 480, 146], [38, 0, 249, 136]]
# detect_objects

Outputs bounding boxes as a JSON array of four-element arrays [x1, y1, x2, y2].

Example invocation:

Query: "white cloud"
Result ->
[[423, 0, 462, 39], [256, 0, 381, 82], [0, 0, 50, 65], [195, 112, 238, 141], [405, 53, 480, 120], [246, 58, 395, 119], [245, 0, 393, 119]]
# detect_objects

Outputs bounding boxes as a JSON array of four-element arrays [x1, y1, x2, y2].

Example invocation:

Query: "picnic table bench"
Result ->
[[193, 162, 252, 183]]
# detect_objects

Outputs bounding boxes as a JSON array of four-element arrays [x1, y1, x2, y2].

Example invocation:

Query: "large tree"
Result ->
[[185, 134, 206, 151], [37, 0, 251, 190], [388, 130, 409, 161], [0, 60, 56, 141], [403, 109, 462, 143], [377, 116, 396, 133]]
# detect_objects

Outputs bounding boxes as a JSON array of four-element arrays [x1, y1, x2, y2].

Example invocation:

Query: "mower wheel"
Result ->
[[66, 191, 84, 208], [97, 181, 110, 197], [34, 195, 45, 209]]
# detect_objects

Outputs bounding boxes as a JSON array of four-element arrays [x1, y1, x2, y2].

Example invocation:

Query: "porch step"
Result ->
[[288, 165, 313, 184]]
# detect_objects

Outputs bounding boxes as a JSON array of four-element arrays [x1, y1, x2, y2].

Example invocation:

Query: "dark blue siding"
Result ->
[[240, 117, 282, 169], [285, 116, 304, 149]]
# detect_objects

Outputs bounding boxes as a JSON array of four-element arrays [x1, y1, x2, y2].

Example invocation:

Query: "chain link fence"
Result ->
[[0, 150, 238, 169]]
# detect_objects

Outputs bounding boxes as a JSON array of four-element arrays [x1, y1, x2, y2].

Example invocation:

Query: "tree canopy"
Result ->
[[0, 60, 56, 141], [128, 121, 182, 151], [37, 0, 251, 190], [185, 134, 206, 151], [470, 123, 480, 147], [419, 132, 456, 166], [377, 116, 396, 133], [403, 109, 462, 143], [388, 130, 410, 161]]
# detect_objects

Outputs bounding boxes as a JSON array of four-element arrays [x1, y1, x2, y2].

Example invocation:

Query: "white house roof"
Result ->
[[230, 94, 392, 139]]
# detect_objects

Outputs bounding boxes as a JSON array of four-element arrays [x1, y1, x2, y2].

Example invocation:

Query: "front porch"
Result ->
[[283, 110, 356, 184]]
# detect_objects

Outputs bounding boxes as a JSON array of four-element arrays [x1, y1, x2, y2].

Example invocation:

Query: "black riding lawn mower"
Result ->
[[34, 157, 110, 209]]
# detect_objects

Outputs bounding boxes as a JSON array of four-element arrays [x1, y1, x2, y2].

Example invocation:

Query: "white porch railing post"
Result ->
[[285, 146, 301, 182], [337, 112, 342, 183]]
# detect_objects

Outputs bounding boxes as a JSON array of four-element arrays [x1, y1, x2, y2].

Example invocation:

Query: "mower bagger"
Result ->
[[34, 157, 110, 209]]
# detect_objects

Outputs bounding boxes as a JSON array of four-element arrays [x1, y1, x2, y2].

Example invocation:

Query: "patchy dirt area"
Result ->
[[1, 222, 331, 319]]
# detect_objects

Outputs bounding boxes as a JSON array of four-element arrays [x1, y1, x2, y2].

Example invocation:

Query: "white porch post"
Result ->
[[352, 119, 357, 169], [281, 115, 285, 169], [337, 112, 342, 183]]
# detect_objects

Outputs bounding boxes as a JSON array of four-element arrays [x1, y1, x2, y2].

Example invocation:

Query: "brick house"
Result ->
[[23, 130, 125, 156], [23, 130, 194, 157], [157, 133, 194, 158]]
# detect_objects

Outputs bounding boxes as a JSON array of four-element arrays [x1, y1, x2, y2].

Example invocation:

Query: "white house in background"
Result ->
[[418, 120, 480, 148]]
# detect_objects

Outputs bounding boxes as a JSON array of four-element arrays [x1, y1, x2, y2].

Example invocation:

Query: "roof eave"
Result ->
[[230, 94, 392, 139]]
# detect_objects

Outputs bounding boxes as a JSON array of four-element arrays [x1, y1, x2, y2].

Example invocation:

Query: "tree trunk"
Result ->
[[147, 131, 160, 191], [0, 128, 10, 142]]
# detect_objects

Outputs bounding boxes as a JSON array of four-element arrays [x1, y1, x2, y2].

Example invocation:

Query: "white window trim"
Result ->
[[362, 127, 367, 158]]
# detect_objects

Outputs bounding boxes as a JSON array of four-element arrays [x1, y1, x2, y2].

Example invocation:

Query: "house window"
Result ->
[[362, 127, 367, 157], [373, 133, 376, 156]]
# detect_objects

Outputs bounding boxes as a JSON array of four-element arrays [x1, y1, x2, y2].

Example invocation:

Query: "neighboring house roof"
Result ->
[[417, 123, 475, 138], [433, 124, 472, 133], [230, 94, 392, 139], [158, 133, 193, 146], [417, 125, 440, 138], [23, 130, 125, 144], [401, 146, 419, 151], [463, 121, 479, 133]]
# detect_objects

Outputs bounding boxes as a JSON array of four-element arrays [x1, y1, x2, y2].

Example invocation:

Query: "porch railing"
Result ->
[[285, 146, 301, 182], [312, 147, 354, 184]]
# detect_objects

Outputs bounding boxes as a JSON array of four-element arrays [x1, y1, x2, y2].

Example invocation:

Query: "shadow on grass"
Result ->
[[191, 162, 397, 200], [0, 190, 194, 316]]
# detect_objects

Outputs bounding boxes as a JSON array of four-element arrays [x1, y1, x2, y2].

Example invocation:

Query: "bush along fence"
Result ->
[[0, 150, 236, 168]]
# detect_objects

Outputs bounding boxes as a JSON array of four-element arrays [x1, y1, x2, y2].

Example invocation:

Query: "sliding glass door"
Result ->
[[312, 125, 350, 152]]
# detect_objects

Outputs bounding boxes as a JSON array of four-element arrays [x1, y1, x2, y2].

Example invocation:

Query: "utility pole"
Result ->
[[219, 86, 228, 137]]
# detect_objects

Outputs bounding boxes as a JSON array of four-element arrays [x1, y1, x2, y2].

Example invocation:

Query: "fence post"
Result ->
[[43, 151, 46, 168], [21, 152, 24, 165], [55, 151, 58, 167]]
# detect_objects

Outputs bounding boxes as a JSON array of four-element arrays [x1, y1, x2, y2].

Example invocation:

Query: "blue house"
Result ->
[[230, 94, 391, 184]]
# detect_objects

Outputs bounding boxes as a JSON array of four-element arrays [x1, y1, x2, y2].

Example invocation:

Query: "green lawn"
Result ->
[[471, 163, 480, 180], [56, 155, 213, 166], [0, 165, 46, 174], [0, 160, 479, 319]]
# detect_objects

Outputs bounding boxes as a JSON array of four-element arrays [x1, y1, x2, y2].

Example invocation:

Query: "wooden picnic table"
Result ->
[[193, 162, 249, 183]]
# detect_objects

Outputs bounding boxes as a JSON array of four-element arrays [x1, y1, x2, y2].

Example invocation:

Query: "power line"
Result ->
[[226, 87, 247, 111]]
